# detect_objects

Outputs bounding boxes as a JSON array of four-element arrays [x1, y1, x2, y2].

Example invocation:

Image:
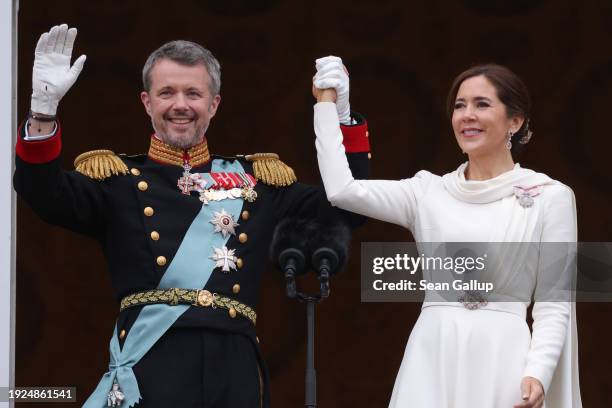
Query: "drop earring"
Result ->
[[506, 130, 514, 150]]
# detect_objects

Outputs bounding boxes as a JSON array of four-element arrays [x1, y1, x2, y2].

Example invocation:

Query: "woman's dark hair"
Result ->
[[446, 64, 531, 154]]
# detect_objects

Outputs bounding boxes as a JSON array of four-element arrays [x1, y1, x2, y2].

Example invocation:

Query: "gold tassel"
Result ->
[[74, 149, 129, 180], [245, 153, 297, 187]]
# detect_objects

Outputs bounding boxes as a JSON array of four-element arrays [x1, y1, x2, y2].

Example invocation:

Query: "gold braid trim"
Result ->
[[120, 289, 257, 325], [245, 153, 297, 187], [120, 289, 194, 310], [74, 150, 129, 180], [148, 137, 211, 167], [215, 295, 257, 325]]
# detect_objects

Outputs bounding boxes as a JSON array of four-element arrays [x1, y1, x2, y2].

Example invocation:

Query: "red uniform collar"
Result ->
[[147, 135, 211, 167]]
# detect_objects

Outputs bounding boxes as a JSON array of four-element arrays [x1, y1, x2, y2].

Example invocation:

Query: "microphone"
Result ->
[[270, 219, 352, 408], [308, 221, 351, 298], [270, 218, 314, 298]]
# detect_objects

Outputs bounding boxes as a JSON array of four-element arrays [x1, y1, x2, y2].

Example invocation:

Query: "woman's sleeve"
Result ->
[[314, 102, 430, 230], [523, 184, 577, 394]]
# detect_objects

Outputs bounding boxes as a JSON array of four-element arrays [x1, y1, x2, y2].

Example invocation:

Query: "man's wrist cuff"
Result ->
[[28, 110, 57, 122], [340, 111, 370, 153], [16, 119, 62, 163]]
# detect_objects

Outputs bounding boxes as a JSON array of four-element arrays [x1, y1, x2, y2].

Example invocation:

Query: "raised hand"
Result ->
[[31, 24, 87, 116], [313, 56, 351, 125]]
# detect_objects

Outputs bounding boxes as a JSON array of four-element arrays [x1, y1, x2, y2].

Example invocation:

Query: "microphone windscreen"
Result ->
[[307, 221, 351, 274], [269, 218, 316, 273]]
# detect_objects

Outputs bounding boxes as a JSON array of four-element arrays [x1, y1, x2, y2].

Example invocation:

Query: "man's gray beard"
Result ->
[[151, 119, 208, 150]]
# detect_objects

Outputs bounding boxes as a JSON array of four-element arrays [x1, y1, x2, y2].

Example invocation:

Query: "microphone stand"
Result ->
[[299, 292, 320, 408], [272, 219, 350, 408], [288, 247, 338, 408]]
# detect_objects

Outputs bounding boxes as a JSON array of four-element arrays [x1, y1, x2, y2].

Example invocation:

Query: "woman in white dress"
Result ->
[[311, 60, 582, 408]]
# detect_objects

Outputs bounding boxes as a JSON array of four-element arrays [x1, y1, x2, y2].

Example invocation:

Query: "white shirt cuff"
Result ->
[[23, 119, 58, 141]]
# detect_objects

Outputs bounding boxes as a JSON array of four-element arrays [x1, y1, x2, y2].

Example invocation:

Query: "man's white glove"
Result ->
[[31, 24, 86, 116], [314, 56, 351, 125]]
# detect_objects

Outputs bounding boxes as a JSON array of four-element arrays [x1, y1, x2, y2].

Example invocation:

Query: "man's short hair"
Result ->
[[142, 40, 221, 95]]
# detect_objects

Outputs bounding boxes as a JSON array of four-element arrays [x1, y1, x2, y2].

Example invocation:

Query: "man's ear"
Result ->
[[208, 94, 221, 118], [140, 91, 152, 116]]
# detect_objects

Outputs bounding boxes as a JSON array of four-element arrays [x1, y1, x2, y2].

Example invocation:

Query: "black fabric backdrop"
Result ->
[[15, 1, 612, 406]]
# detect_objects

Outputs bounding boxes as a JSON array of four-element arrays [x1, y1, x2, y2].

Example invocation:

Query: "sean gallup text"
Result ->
[[372, 279, 494, 292]]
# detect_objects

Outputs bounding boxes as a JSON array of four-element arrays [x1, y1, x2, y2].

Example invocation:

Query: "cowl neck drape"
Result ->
[[442, 162, 554, 204]]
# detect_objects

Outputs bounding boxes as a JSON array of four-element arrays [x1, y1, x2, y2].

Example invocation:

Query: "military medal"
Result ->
[[209, 172, 257, 189], [107, 382, 125, 407], [513, 185, 542, 208], [241, 186, 258, 202], [518, 194, 534, 208], [192, 171, 258, 204], [210, 246, 238, 272], [210, 209, 239, 238], [177, 163, 195, 195]]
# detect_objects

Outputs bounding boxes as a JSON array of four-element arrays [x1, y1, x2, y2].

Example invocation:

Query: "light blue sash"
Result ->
[[83, 159, 245, 408]]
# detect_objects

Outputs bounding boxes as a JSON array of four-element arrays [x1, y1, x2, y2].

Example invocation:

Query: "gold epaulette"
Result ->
[[74, 149, 129, 180], [244, 153, 297, 187]]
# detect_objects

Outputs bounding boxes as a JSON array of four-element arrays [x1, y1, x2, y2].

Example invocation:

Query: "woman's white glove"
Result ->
[[31, 24, 86, 116], [314, 56, 351, 125]]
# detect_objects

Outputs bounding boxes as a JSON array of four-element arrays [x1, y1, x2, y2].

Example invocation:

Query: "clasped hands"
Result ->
[[312, 56, 351, 125]]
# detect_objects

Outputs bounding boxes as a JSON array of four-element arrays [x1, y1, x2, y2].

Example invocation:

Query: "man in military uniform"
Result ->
[[14, 24, 369, 407]]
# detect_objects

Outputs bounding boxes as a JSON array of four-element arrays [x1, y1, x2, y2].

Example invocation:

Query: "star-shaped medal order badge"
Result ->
[[209, 209, 239, 238], [210, 246, 238, 272]]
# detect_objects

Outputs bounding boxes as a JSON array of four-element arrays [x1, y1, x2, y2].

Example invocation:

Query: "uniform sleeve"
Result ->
[[13, 120, 108, 236], [523, 184, 577, 393], [314, 102, 430, 230]]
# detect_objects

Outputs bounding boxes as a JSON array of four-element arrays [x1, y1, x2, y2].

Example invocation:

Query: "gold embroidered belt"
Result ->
[[120, 288, 257, 325]]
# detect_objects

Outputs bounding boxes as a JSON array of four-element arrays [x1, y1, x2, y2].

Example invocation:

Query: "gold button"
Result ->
[[150, 231, 160, 241], [156, 256, 167, 266], [239, 233, 248, 243], [138, 181, 148, 191], [366, 131, 369, 137], [119, 329, 126, 339], [232, 284, 241, 294], [229, 307, 237, 318], [241, 210, 250, 221], [367, 152, 372, 160], [130, 168, 141, 176], [144, 207, 154, 216], [236, 258, 243, 268]]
